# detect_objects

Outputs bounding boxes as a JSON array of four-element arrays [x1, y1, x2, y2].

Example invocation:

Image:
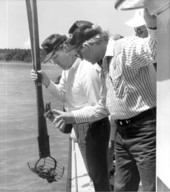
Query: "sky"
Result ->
[[0, 0, 136, 49]]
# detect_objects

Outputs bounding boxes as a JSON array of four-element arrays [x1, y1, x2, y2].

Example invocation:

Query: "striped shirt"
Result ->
[[105, 29, 157, 119], [72, 29, 157, 123]]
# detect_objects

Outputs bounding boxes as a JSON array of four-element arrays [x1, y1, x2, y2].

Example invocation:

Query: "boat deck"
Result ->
[[68, 137, 142, 192], [70, 139, 94, 192]]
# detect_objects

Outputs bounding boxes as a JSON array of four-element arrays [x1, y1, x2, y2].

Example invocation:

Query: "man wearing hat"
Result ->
[[125, 9, 148, 38], [126, 9, 157, 71], [30, 29, 111, 191], [62, 8, 157, 192]]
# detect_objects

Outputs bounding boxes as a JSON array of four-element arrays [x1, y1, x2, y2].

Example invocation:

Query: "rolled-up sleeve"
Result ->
[[121, 29, 157, 68], [72, 95, 109, 123]]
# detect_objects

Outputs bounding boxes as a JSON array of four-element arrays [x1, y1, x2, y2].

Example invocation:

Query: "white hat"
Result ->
[[125, 9, 145, 28], [115, 0, 144, 11]]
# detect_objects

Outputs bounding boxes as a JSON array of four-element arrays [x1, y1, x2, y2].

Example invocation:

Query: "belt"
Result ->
[[115, 107, 156, 126]]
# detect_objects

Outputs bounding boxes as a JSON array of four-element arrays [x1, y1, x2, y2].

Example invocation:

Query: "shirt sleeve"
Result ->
[[71, 63, 109, 123], [72, 93, 109, 123], [46, 71, 66, 103], [82, 64, 101, 106], [121, 29, 157, 68]]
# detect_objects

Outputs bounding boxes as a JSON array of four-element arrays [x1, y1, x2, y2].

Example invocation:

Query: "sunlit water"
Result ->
[[0, 62, 70, 192]]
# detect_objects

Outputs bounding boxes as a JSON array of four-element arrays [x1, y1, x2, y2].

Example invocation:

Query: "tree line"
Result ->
[[0, 48, 46, 63]]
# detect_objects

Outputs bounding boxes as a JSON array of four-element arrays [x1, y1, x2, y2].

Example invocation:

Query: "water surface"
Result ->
[[0, 62, 70, 192]]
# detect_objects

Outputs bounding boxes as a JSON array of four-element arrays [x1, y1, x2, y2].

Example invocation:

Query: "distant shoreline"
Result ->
[[0, 61, 57, 66]]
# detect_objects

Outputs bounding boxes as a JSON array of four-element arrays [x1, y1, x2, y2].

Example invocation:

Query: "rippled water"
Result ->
[[0, 62, 70, 192]]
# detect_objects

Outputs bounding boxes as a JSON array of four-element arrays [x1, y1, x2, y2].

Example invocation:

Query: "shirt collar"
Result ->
[[71, 58, 81, 70], [104, 37, 115, 58]]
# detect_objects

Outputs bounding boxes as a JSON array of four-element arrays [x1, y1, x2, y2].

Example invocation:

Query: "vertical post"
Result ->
[[146, 0, 170, 190], [26, 0, 50, 158], [72, 139, 78, 192]]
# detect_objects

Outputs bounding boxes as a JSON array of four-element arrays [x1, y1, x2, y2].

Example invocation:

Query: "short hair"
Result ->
[[82, 31, 109, 48]]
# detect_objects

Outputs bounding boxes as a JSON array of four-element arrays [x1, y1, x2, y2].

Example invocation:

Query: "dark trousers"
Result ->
[[74, 117, 111, 192], [114, 109, 156, 192]]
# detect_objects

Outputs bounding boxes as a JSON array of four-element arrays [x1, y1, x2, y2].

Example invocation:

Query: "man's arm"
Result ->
[[46, 71, 66, 103], [72, 62, 109, 123], [53, 64, 110, 125], [72, 94, 109, 123], [52, 95, 109, 125], [122, 8, 157, 68]]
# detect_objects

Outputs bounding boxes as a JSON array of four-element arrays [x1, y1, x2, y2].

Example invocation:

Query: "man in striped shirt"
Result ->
[[61, 8, 157, 192]]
